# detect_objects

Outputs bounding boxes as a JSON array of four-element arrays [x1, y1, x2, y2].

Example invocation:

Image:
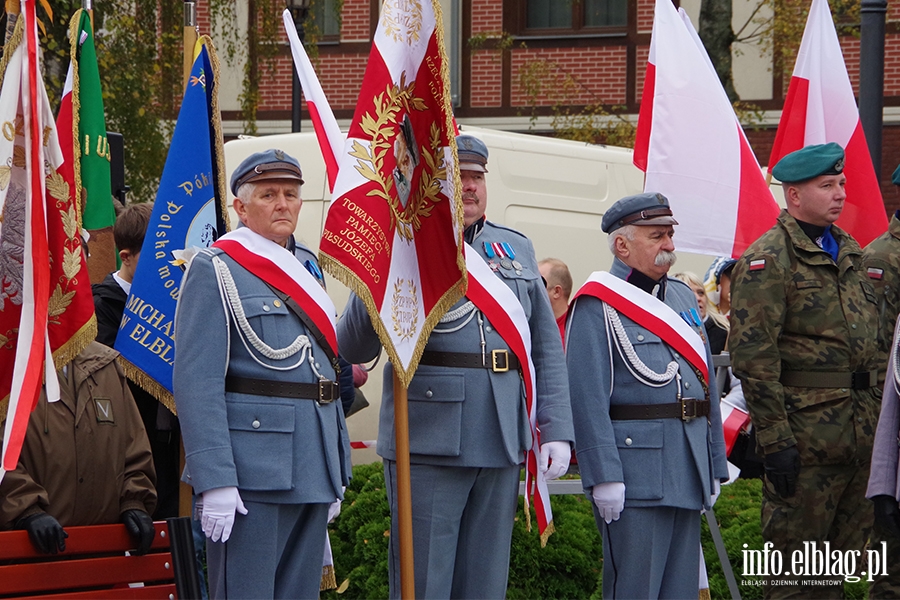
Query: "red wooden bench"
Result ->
[[0, 517, 201, 599]]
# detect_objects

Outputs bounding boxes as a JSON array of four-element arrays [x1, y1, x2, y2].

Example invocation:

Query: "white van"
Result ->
[[223, 126, 778, 463]]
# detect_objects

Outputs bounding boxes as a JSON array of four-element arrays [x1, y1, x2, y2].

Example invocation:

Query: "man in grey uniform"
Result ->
[[566, 193, 728, 599], [174, 150, 351, 599], [338, 134, 574, 599]]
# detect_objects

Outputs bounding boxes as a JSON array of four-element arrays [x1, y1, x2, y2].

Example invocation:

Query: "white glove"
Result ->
[[201, 486, 248, 543], [591, 482, 626, 524], [327, 499, 342, 523], [539, 441, 572, 480]]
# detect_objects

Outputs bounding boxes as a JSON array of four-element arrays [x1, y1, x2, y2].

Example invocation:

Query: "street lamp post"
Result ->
[[288, 0, 312, 133], [859, 0, 887, 177]]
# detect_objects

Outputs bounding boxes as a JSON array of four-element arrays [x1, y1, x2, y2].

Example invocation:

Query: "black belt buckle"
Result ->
[[491, 349, 510, 373], [680, 398, 699, 421], [851, 371, 873, 390], [318, 380, 337, 405]]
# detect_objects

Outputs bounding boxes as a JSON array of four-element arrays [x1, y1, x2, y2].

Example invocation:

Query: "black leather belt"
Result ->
[[225, 375, 338, 405], [419, 349, 520, 373], [780, 370, 877, 390], [609, 398, 710, 422]]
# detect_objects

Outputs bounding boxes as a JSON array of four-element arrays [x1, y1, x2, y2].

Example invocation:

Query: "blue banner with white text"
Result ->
[[116, 41, 227, 410]]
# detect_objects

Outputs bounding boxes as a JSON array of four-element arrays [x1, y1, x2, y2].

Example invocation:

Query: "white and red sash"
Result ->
[[573, 271, 709, 383], [463, 244, 554, 540], [213, 228, 337, 356]]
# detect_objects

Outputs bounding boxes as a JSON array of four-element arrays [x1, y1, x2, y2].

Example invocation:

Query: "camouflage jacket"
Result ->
[[862, 212, 900, 380], [729, 210, 880, 465]]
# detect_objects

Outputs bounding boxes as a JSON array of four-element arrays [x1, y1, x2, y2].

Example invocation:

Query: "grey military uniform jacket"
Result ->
[[173, 238, 351, 504], [338, 220, 574, 467], [566, 258, 729, 510]]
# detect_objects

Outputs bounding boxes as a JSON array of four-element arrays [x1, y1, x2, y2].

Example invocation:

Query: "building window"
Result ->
[[522, 0, 626, 33], [310, 0, 340, 39]]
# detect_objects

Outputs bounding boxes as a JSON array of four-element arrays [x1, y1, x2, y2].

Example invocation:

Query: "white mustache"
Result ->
[[655, 250, 677, 268]]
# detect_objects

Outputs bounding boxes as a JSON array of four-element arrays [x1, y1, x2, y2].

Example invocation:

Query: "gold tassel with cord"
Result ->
[[320, 564, 337, 591]]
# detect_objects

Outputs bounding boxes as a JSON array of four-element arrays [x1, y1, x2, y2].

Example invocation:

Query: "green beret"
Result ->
[[892, 163, 900, 186], [771, 142, 845, 184]]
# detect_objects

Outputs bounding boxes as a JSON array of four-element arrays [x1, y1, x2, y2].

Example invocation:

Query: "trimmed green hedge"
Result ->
[[323, 463, 869, 599]]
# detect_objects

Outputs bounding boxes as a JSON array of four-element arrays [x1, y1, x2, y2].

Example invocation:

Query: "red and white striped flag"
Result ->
[[768, 0, 887, 246], [0, 1, 73, 480], [720, 400, 751, 455], [634, 0, 779, 258], [282, 9, 344, 192]]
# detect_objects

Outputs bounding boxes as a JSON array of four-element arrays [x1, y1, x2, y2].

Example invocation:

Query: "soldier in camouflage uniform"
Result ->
[[729, 143, 880, 599], [862, 165, 900, 381]]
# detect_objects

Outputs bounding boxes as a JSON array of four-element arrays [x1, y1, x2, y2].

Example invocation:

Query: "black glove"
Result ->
[[15, 512, 67, 554], [764, 446, 801, 498], [873, 495, 900, 538], [122, 509, 155, 555]]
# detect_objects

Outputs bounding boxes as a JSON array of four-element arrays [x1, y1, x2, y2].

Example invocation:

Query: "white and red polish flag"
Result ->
[[1, 0, 78, 481], [319, 0, 466, 386], [634, 0, 779, 258], [768, 0, 886, 246], [282, 9, 344, 192]]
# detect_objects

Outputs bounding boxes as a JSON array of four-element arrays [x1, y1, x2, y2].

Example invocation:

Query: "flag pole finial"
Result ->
[[183, 1, 198, 88]]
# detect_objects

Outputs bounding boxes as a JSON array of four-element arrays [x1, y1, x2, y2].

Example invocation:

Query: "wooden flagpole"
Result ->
[[393, 370, 416, 599], [178, 0, 198, 520]]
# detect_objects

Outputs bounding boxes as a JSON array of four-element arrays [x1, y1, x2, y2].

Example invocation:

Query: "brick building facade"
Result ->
[[204, 0, 900, 211]]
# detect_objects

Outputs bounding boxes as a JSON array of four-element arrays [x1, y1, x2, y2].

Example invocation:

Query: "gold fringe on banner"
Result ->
[[66, 9, 84, 226], [699, 588, 711, 600], [0, 16, 23, 81], [50, 316, 97, 372], [320, 564, 337, 591], [117, 355, 176, 415]]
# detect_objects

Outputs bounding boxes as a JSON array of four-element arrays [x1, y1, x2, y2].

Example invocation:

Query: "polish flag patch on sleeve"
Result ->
[[749, 259, 766, 271], [867, 267, 884, 280]]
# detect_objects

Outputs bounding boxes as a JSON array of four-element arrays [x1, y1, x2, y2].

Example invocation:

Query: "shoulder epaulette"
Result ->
[[485, 220, 527, 239]]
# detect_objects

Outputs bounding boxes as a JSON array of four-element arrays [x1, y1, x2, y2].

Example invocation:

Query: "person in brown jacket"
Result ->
[[0, 341, 157, 554]]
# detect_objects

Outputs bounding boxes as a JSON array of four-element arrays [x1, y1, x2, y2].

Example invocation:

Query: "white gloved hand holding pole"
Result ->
[[591, 482, 626, 524], [539, 441, 572, 480], [201, 486, 248, 543]]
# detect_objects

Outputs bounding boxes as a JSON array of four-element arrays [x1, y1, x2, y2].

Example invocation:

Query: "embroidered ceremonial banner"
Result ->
[[463, 244, 555, 543], [319, 0, 466, 387], [633, 0, 778, 258], [768, 0, 886, 246], [1, 3, 86, 478], [115, 38, 229, 410], [574, 271, 710, 382]]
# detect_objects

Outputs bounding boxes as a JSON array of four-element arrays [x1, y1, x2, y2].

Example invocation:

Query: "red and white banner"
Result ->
[[574, 271, 710, 383], [463, 244, 553, 540], [768, 0, 886, 246], [634, 0, 779, 258], [1, 2, 74, 480], [282, 10, 344, 193], [319, 0, 466, 387]]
